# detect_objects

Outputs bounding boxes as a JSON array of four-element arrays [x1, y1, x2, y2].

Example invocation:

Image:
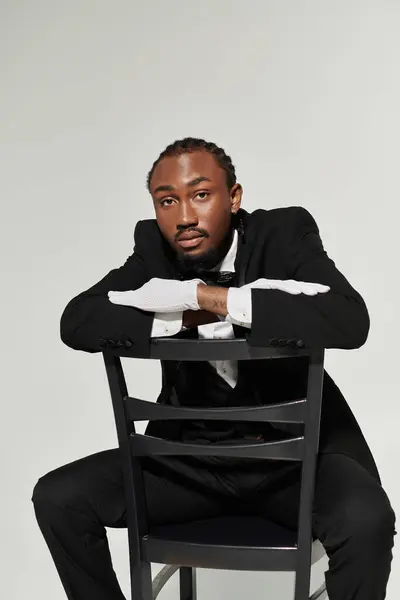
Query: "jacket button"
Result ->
[[296, 340, 305, 348], [269, 338, 279, 346], [99, 338, 107, 347], [287, 339, 297, 348], [125, 340, 132, 348], [278, 339, 287, 346]]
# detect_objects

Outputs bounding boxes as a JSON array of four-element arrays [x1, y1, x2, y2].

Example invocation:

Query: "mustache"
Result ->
[[175, 229, 208, 240]]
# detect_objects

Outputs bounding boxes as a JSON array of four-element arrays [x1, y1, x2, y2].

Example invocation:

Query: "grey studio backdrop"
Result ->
[[1, 1, 399, 599]]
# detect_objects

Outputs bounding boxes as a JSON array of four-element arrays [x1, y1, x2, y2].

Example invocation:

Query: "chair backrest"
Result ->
[[103, 338, 325, 585]]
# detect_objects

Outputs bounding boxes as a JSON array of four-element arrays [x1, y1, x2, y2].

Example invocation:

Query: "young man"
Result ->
[[32, 138, 396, 600]]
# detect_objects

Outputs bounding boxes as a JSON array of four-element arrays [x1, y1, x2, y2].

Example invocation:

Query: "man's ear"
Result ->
[[230, 183, 243, 214]]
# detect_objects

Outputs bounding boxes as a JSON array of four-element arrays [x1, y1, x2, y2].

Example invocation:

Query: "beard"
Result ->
[[174, 225, 234, 276]]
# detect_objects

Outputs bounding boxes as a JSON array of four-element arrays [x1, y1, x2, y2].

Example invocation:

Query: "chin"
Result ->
[[176, 245, 220, 272]]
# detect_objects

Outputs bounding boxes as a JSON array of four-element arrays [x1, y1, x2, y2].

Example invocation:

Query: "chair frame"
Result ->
[[103, 338, 327, 600]]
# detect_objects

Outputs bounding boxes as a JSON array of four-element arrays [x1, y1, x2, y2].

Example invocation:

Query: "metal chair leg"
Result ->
[[151, 565, 197, 600], [309, 581, 327, 600], [152, 565, 179, 599]]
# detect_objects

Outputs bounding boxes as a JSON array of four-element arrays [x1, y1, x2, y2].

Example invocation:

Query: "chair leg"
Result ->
[[130, 559, 153, 600], [179, 567, 197, 600], [294, 561, 314, 600], [309, 581, 327, 600]]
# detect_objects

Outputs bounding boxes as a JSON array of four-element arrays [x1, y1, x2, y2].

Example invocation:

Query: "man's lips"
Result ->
[[177, 231, 203, 240], [177, 235, 204, 249]]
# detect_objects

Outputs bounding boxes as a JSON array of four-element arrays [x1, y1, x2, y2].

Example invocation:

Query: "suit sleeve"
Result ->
[[60, 221, 155, 355], [248, 207, 370, 349]]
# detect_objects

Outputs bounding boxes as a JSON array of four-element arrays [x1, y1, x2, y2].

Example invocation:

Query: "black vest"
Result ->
[[175, 358, 263, 443]]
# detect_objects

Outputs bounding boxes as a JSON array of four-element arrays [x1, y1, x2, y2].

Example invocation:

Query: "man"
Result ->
[[32, 137, 395, 600]]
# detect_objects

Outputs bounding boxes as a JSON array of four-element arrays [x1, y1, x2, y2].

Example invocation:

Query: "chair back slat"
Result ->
[[124, 396, 307, 423], [130, 432, 304, 461], [148, 337, 308, 361]]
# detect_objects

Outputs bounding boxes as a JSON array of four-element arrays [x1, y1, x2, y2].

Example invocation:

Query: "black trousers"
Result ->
[[31, 449, 396, 600]]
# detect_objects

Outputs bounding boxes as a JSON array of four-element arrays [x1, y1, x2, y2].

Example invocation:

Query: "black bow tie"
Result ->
[[182, 270, 236, 287]]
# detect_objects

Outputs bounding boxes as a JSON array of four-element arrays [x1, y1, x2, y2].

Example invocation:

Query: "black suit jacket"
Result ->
[[60, 206, 380, 481]]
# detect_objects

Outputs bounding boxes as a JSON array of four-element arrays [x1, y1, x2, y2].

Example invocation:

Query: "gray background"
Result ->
[[1, 1, 399, 598]]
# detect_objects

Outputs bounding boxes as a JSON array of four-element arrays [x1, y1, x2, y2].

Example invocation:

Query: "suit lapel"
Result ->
[[234, 208, 253, 287]]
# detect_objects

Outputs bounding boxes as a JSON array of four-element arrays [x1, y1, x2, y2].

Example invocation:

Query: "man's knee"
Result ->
[[341, 485, 396, 547], [32, 470, 64, 509], [32, 463, 80, 511], [31, 449, 123, 522]]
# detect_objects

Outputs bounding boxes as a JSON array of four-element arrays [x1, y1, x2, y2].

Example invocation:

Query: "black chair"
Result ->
[[103, 338, 328, 600]]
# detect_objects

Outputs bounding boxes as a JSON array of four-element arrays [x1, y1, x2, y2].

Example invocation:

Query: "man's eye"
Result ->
[[195, 191, 209, 200], [160, 198, 174, 206]]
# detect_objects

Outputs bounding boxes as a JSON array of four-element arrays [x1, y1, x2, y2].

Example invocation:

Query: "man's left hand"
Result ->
[[108, 277, 206, 313]]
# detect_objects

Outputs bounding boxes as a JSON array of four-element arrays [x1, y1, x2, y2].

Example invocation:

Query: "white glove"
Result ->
[[108, 277, 206, 313], [240, 278, 330, 296]]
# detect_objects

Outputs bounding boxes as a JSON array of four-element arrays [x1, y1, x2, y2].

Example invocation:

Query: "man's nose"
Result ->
[[177, 202, 199, 228]]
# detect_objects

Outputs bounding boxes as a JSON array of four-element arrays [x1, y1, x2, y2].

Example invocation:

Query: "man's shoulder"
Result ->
[[246, 205, 316, 236], [134, 218, 159, 237], [133, 219, 164, 251], [249, 205, 312, 223]]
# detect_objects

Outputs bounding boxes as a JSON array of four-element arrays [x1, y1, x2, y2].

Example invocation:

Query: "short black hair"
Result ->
[[146, 137, 237, 192]]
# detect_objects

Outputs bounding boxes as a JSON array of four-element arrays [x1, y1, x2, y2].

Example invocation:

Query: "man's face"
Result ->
[[149, 150, 242, 270]]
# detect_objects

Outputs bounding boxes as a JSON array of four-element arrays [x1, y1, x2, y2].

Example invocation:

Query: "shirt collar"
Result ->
[[210, 228, 238, 272]]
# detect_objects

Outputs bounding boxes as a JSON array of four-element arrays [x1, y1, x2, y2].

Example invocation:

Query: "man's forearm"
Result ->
[[182, 308, 220, 329], [196, 284, 229, 317]]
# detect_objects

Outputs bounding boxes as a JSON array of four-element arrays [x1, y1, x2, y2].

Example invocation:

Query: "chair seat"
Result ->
[[143, 515, 325, 571]]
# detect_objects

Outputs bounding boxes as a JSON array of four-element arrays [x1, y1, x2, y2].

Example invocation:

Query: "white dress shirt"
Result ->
[[150, 229, 252, 389]]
